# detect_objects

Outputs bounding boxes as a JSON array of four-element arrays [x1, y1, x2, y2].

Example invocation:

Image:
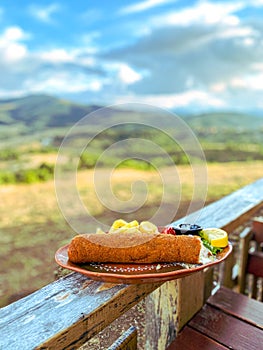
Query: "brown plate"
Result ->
[[55, 243, 232, 284]]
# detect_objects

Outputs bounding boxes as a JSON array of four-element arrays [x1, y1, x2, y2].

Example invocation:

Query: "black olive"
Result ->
[[173, 223, 203, 235]]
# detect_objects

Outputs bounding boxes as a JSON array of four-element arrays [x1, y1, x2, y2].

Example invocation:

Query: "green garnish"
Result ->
[[199, 231, 223, 255]]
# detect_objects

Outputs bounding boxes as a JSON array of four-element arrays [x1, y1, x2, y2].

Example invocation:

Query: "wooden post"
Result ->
[[203, 267, 214, 301], [238, 227, 253, 293], [176, 271, 205, 331], [144, 280, 178, 350], [144, 271, 205, 350], [219, 250, 235, 288]]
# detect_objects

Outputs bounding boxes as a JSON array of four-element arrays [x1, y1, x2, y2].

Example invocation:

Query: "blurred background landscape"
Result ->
[[0, 0, 263, 306]]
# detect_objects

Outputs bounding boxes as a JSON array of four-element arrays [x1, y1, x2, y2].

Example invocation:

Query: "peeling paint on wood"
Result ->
[[0, 273, 161, 349], [145, 280, 178, 350]]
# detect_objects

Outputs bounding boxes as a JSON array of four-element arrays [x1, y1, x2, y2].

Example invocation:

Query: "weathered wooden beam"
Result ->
[[0, 273, 161, 349], [238, 227, 253, 293], [144, 279, 178, 350], [176, 271, 205, 331]]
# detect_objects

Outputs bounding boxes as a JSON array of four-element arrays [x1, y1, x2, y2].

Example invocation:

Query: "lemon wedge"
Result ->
[[201, 228, 228, 248], [109, 219, 140, 234], [125, 220, 139, 228], [139, 221, 158, 234], [111, 219, 127, 229]]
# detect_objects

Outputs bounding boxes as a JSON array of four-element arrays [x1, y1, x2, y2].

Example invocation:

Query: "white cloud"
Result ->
[[0, 26, 29, 62], [216, 25, 256, 40], [210, 82, 227, 93], [240, 74, 263, 90], [4, 43, 27, 62], [95, 1, 263, 113], [0, 26, 28, 42], [24, 70, 102, 94], [0, 24, 106, 98], [115, 89, 225, 110], [28, 3, 61, 23], [1, 1, 263, 113], [0, 87, 26, 98], [40, 49, 74, 63], [118, 64, 142, 84], [150, 1, 245, 27], [119, 0, 176, 15], [251, 0, 263, 6]]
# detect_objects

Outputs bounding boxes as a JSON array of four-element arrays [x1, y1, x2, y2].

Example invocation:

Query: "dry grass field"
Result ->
[[0, 161, 262, 306]]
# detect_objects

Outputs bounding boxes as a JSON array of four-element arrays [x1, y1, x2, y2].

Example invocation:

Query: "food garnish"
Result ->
[[162, 227, 176, 235], [106, 219, 158, 234], [199, 228, 228, 254], [163, 225, 228, 255]]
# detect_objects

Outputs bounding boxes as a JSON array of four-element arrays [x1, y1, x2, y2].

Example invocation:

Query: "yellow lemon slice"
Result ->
[[109, 219, 127, 233], [111, 219, 127, 229], [201, 228, 228, 248], [139, 221, 158, 233], [125, 220, 139, 228]]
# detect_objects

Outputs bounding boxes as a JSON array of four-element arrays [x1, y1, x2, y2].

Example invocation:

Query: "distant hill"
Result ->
[[0, 94, 101, 128], [0, 94, 262, 148], [0, 94, 262, 165], [184, 112, 263, 131], [1, 94, 262, 130]]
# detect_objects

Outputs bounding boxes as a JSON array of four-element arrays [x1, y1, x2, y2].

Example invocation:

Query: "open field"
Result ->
[[0, 161, 262, 306]]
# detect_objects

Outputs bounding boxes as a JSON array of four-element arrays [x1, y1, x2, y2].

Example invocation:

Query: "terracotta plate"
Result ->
[[55, 243, 232, 284]]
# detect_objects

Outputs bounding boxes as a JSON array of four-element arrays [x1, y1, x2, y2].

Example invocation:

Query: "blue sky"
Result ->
[[1, 0, 263, 113]]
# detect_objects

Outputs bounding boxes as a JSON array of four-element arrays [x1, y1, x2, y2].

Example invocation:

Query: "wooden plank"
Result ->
[[252, 218, 263, 244], [166, 326, 228, 350], [207, 286, 263, 329], [0, 273, 161, 349], [238, 227, 253, 293], [175, 271, 204, 332], [218, 249, 235, 288], [108, 326, 137, 350], [247, 251, 263, 299], [250, 275, 258, 299], [247, 251, 263, 278], [203, 267, 214, 302], [144, 272, 204, 350], [259, 279, 263, 302], [189, 304, 263, 350], [144, 279, 178, 350]]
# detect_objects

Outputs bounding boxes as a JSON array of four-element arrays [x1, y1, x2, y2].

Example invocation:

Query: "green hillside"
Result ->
[[184, 111, 263, 131], [0, 94, 262, 184], [0, 93, 262, 157], [1, 94, 262, 134], [0, 94, 100, 128]]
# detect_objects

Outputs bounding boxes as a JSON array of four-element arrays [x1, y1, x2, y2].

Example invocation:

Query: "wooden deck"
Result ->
[[167, 286, 263, 350], [0, 178, 263, 349]]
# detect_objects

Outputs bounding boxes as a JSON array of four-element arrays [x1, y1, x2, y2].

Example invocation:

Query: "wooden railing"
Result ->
[[1, 178, 263, 350]]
